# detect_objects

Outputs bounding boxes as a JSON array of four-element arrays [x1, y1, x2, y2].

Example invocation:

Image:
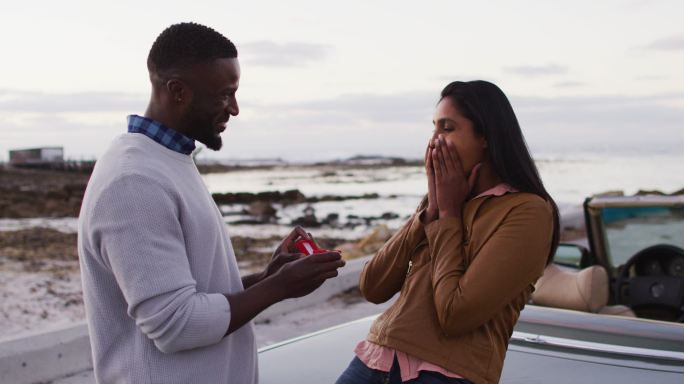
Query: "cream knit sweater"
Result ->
[[78, 133, 256, 384]]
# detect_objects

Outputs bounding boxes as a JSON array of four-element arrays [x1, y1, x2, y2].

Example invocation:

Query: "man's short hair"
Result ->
[[147, 22, 237, 74]]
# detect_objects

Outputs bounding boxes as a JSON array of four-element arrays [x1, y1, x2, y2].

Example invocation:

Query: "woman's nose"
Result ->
[[431, 132, 442, 146]]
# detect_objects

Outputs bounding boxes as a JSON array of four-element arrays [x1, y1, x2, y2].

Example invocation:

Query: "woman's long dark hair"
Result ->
[[434, 80, 560, 264]]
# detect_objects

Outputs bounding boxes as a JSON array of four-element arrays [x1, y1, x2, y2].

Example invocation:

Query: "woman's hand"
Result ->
[[423, 140, 439, 223], [431, 135, 481, 218]]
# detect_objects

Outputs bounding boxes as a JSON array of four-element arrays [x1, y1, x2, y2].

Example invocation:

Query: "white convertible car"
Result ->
[[259, 195, 684, 383]]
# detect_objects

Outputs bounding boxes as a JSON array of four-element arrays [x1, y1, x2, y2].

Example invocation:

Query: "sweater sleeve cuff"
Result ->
[[196, 293, 231, 344]]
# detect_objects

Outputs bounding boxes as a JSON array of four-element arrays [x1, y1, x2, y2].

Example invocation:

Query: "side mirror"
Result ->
[[554, 243, 590, 268]]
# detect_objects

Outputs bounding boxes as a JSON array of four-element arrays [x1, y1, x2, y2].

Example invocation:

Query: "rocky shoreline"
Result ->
[[0, 162, 398, 220], [0, 168, 89, 219], [3, 163, 683, 260], [4, 162, 681, 220], [2, 162, 682, 338]]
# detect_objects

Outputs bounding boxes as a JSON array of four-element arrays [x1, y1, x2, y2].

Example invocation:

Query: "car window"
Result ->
[[601, 206, 684, 266], [553, 243, 584, 268]]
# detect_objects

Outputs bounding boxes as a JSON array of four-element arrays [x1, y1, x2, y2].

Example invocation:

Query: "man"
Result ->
[[78, 22, 345, 383]]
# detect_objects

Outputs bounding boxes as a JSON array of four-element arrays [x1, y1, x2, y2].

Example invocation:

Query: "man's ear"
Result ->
[[167, 79, 190, 105]]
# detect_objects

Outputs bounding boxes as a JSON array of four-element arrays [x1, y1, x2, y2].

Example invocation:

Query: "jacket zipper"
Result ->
[[377, 259, 413, 342]]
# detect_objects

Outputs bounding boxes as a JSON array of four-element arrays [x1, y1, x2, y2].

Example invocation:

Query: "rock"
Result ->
[[281, 190, 307, 204], [636, 189, 666, 196], [593, 190, 624, 197], [321, 213, 340, 226], [291, 205, 320, 227], [0, 227, 78, 264], [305, 193, 380, 203], [336, 224, 394, 260], [357, 225, 392, 250], [231, 219, 271, 225], [0, 168, 90, 218], [213, 192, 256, 205], [246, 201, 278, 223], [212, 189, 306, 206]]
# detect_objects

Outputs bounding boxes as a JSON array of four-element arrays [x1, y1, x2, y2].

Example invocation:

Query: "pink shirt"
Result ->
[[355, 183, 516, 381]]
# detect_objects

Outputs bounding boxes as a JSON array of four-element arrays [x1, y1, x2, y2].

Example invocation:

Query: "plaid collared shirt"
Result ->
[[127, 115, 196, 155]]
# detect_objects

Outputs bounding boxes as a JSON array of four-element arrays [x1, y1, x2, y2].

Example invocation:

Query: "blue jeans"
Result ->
[[336, 356, 472, 384]]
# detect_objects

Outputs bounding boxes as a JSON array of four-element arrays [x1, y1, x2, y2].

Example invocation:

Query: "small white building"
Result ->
[[9, 147, 64, 165]]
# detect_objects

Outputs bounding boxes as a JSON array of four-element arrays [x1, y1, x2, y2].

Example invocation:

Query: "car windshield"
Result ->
[[601, 206, 684, 266]]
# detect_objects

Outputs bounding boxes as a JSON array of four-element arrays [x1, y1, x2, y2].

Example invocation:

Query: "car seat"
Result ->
[[531, 263, 636, 317]]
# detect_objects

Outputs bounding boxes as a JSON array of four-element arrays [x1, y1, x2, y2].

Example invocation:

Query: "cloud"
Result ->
[[2, 89, 683, 163], [639, 35, 684, 51], [634, 75, 668, 81], [553, 81, 584, 88], [268, 92, 436, 123], [0, 112, 123, 161], [0, 90, 147, 113], [503, 64, 568, 77], [0, 89, 148, 161], [434, 75, 502, 84], [510, 93, 684, 154], [239, 41, 332, 67], [222, 91, 684, 161], [511, 92, 684, 108]]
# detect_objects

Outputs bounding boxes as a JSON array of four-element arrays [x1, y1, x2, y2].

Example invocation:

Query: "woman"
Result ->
[[336, 80, 559, 384]]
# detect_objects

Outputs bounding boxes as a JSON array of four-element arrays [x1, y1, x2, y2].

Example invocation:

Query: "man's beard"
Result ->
[[196, 129, 222, 151], [180, 104, 223, 151]]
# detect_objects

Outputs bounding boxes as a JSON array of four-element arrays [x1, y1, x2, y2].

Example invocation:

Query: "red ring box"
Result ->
[[295, 238, 339, 256]]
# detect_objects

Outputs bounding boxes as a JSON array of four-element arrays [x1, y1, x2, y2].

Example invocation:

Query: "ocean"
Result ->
[[1, 151, 682, 239], [199, 150, 684, 239]]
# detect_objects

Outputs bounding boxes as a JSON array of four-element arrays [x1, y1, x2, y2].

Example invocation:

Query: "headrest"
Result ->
[[531, 264, 609, 313]]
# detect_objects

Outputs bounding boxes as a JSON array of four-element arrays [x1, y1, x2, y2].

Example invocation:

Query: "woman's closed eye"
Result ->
[[435, 124, 455, 134], [433, 118, 457, 134]]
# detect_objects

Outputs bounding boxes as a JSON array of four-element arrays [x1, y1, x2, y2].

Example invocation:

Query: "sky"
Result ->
[[1, 0, 683, 162]]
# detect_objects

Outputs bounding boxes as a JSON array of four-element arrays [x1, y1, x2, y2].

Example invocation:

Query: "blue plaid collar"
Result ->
[[127, 115, 196, 155]]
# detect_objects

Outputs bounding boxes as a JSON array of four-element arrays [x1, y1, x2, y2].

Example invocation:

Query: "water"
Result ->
[[203, 152, 684, 207], [535, 152, 684, 204], [205, 153, 684, 201], [2, 152, 682, 238]]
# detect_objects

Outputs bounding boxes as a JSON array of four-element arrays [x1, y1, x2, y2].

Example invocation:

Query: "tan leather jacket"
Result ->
[[360, 192, 553, 384]]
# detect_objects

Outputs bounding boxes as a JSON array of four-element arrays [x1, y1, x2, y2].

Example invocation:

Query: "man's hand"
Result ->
[[262, 226, 311, 279], [269, 251, 345, 300], [226, 232, 345, 336], [243, 226, 311, 289]]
